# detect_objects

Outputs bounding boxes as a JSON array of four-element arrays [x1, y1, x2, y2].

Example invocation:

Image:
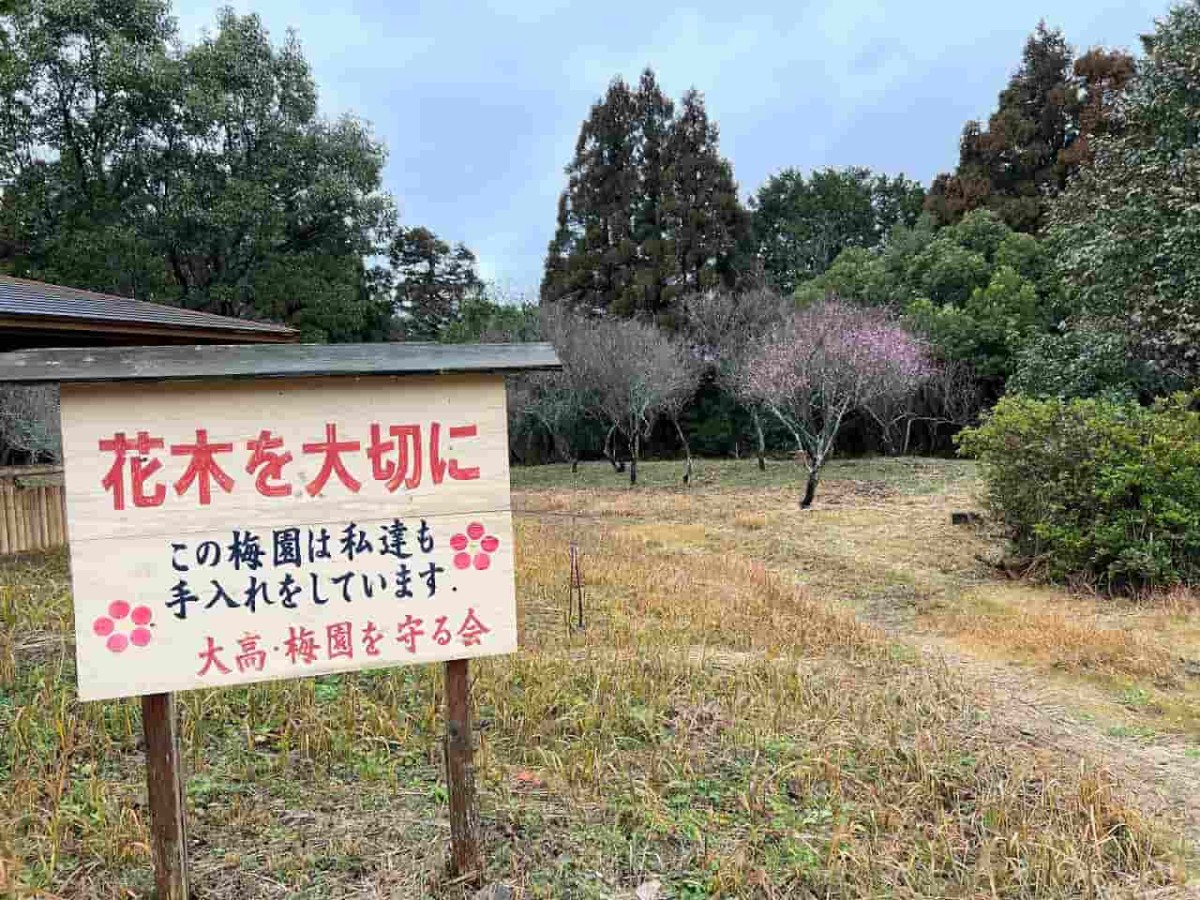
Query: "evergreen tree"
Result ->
[[0, 2, 395, 341], [1048, 3, 1200, 386], [630, 70, 675, 316], [664, 89, 750, 301], [799, 209, 1065, 391], [0, 0, 178, 300], [1057, 48, 1136, 170], [388, 226, 482, 341], [925, 23, 1133, 233], [542, 76, 639, 313], [751, 167, 924, 293], [542, 70, 749, 317]]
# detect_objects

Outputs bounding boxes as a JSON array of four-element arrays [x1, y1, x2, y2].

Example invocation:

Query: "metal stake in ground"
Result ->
[[142, 692, 189, 899], [444, 658, 481, 877], [568, 541, 585, 631]]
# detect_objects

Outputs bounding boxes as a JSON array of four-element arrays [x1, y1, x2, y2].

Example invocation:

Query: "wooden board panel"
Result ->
[[60, 374, 517, 701], [3, 484, 16, 553], [0, 341, 559, 384]]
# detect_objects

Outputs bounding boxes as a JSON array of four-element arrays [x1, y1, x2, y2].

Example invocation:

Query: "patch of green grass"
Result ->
[[1119, 684, 1154, 710], [509, 456, 978, 495], [1107, 724, 1160, 741]]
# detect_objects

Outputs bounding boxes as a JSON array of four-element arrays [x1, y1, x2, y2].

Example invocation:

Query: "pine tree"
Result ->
[[389, 226, 482, 341]]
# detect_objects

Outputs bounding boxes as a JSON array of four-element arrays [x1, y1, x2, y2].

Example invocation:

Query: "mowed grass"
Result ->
[[511, 455, 977, 495], [0, 457, 1191, 898], [516, 459, 1200, 742]]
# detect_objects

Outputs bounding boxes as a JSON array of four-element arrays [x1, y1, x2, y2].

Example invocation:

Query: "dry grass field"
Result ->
[[1, 457, 1198, 898]]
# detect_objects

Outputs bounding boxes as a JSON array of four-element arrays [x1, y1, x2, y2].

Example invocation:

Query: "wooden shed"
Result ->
[[0, 275, 298, 554], [0, 275, 298, 349]]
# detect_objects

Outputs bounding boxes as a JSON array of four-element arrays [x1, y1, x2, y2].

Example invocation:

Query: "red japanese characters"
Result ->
[[99, 432, 166, 509], [62, 372, 520, 705], [98, 421, 482, 510], [193, 609, 492, 677]]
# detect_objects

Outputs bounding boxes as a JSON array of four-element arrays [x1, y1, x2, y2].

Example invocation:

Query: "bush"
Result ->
[[0, 385, 60, 464], [1006, 327, 1141, 401], [958, 392, 1200, 589]]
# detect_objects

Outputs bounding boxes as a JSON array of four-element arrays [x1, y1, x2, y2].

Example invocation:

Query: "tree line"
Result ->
[[6, 0, 1200, 506], [0, 0, 508, 344], [507, 292, 940, 507], [506, 4, 1200, 505]]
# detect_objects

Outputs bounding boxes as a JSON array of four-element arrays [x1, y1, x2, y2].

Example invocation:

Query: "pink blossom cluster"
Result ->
[[744, 300, 932, 407]]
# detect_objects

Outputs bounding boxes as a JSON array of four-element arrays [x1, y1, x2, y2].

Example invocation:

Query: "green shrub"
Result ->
[[958, 392, 1200, 589], [1007, 325, 1165, 402]]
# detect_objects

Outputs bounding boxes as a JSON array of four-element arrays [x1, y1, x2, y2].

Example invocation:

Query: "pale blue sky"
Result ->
[[174, 1, 1168, 296]]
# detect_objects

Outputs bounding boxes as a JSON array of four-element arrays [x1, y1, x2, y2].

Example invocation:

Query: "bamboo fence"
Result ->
[[0, 465, 67, 555]]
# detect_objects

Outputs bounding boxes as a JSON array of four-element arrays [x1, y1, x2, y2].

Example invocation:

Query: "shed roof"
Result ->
[[0, 275, 298, 348], [0, 341, 561, 384]]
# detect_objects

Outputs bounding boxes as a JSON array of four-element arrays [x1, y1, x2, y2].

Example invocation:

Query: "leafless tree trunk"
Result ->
[[603, 424, 625, 472], [751, 407, 766, 471], [801, 468, 819, 508], [545, 309, 697, 487], [682, 289, 788, 474], [670, 412, 693, 484]]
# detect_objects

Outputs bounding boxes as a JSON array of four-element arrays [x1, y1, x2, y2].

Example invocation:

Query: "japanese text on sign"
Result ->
[[59, 375, 517, 701], [99, 421, 480, 509]]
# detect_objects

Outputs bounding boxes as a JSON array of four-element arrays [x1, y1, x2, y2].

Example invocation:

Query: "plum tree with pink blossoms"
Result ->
[[743, 300, 933, 507]]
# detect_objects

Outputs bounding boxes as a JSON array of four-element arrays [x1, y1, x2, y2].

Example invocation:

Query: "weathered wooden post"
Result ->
[[142, 692, 189, 899], [445, 657, 481, 875], [0, 342, 560, 893]]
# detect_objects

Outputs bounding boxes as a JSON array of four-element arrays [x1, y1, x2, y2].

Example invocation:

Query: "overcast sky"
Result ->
[[174, 0, 1168, 297]]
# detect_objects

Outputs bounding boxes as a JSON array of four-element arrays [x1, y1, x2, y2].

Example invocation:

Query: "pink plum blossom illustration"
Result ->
[[93, 600, 154, 653], [449, 521, 500, 571]]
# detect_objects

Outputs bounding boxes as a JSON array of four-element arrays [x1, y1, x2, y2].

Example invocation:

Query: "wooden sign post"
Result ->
[[0, 342, 559, 894], [445, 657, 481, 875], [142, 692, 188, 899]]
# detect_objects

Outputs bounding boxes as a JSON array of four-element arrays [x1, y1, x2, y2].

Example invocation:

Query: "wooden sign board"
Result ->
[[0, 341, 559, 889], [59, 373, 517, 701]]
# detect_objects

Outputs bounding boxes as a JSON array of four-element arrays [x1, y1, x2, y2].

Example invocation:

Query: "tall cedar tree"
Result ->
[[632, 71, 675, 316], [542, 70, 749, 317], [542, 76, 639, 314], [665, 89, 751, 301], [388, 226, 482, 341], [926, 23, 1133, 233]]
